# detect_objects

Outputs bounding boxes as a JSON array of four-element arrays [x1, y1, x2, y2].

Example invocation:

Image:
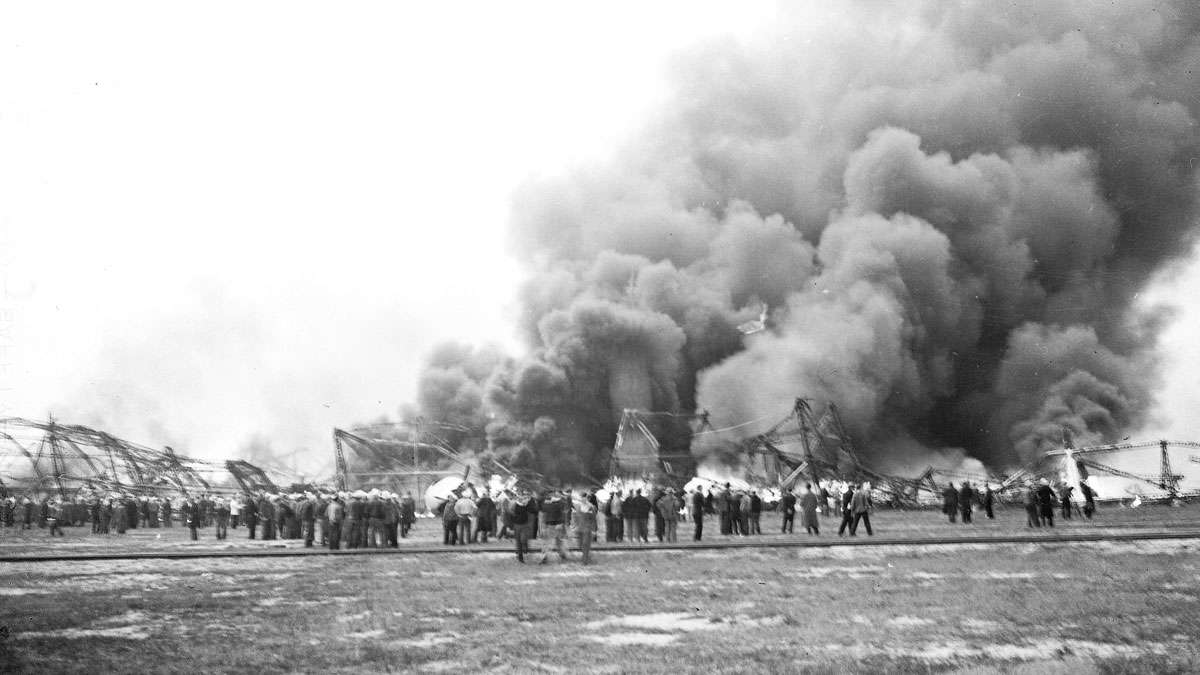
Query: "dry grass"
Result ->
[[1, 526, 1199, 673]]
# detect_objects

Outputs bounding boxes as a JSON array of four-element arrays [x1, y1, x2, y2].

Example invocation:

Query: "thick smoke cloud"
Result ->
[[413, 1, 1200, 479]]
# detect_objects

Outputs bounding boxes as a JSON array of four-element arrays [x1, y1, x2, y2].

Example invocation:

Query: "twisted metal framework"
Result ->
[[0, 417, 277, 498], [610, 409, 712, 485], [332, 419, 492, 494]]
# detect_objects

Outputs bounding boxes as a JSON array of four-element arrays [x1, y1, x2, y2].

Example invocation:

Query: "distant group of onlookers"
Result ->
[[1021, 478, 1098, 527], [0, 475, 1109, 551]]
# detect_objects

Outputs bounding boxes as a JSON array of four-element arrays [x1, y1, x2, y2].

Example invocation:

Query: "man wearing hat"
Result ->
[[347, 491, 366, 548], [440, 492, 459, 546], [474, 490, 495, 544], [454, 491, 476, 546], [242, 492, 258, 539], [367, 491, 387, 548], [326, 493, 345, 550], [509, 488, 536, 563], [1036, 478, 1057, 527], [655, 488, 679, 543], [183, 495, 201, 541], [718, 483, 732, 535], [299, 493, 316, 547], [399, 491, 416, 538], [259, 494, 276, 541]]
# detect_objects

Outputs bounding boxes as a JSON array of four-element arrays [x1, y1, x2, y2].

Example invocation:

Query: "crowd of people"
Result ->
[[0, 490, 424, 548], [937, 478, 1099, 527], [0, 475, 1106, 560]]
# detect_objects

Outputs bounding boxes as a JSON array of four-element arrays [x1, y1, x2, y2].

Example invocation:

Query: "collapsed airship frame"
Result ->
[[0, 417, 277, 499]]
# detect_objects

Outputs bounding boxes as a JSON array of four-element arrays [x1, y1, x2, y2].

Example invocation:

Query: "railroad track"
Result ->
[[3, 528, 1198, 563]]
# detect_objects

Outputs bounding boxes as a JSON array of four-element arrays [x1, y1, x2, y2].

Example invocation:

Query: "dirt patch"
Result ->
[[887, 615, 935, 628], [18, 625, 151, 640], [1087, 540, 1194, 555], [534, 569, 612, 578], [0, 588, 51, 596], [822, 639, 1169, 662], [980, 572, 1036, 580], [588, 632, 679, 646], [16, 610, 156, 641], [395, 633, 460, 648], [587, 612, 718, 632], [787, 565, 887, 579]]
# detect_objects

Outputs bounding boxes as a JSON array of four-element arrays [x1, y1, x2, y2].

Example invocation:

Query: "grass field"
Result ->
[[1, 506, 1198, 673]]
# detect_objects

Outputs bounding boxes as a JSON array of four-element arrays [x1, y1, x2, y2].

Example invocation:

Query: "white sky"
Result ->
[[0, 2, 776, 470]]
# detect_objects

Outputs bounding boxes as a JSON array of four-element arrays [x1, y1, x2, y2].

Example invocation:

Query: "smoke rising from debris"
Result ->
[[413, 1, 1200, 478]]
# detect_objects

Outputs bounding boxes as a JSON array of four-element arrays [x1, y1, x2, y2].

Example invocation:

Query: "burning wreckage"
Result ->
[[0, 417, 278, 500], [331, 398, 1200, 511]]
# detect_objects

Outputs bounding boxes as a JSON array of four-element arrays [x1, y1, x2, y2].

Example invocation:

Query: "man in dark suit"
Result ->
[[691, 488, 705, 541], [837, 484, 856, 536], [1036, 479, 1057, 527], [780, 489, 796, 534], [943, 484, 959, 523], [959, 482, 974, 524]]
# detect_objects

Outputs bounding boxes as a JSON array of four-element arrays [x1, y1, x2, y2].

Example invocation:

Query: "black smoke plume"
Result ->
[[410, 1, 1200, 479]]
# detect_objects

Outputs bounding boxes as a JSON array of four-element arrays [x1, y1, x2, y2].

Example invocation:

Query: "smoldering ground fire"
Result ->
[[409, 2, 1200, 482]]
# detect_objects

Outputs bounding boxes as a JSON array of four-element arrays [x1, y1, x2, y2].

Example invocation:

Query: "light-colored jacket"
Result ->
[[326, 500, 345, 523], [850, 491, 872, 515], [454, 498, 477, 518], [655, 496, 679, 521]]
